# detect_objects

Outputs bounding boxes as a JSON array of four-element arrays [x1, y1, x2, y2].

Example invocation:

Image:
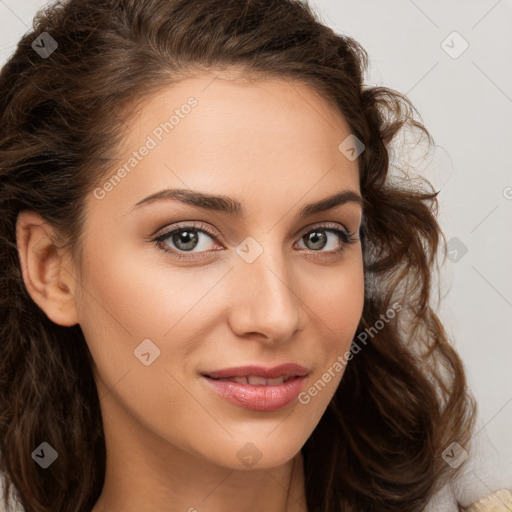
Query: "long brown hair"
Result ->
[[0, 1, 475, 511]]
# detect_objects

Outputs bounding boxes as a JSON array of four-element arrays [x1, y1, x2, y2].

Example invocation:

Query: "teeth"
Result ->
[[266, 376, 285, 385], [248, 376, 268, 385], [217, 375, 291, 385]]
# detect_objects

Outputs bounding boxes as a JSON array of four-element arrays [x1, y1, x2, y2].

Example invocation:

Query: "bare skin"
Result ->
[[16, 70, 364, 512]]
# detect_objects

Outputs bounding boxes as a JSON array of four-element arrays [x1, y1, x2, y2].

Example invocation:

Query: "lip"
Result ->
[[202, 363, 309, 380], [200, 363, 309, 412], [201, 375, 307, 412]]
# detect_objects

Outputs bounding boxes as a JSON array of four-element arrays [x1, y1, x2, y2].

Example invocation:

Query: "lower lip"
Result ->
[[201, 375, 307, 412]]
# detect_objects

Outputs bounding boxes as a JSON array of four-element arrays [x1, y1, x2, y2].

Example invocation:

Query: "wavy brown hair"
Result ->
[[0, 0, 475, 511]]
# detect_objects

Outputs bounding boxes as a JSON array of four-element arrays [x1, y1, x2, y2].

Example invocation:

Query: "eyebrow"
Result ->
[[130, 187, 363, 219]]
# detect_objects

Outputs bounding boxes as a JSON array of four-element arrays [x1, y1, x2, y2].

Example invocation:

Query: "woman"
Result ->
[[0, 0, 487, 510]]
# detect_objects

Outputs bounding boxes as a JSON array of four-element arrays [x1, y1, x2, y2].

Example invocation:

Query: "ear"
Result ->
[[16, 211, 79, 327]]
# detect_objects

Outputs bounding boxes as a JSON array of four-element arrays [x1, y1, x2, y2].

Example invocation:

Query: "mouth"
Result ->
[[200, 364, 309, 412]]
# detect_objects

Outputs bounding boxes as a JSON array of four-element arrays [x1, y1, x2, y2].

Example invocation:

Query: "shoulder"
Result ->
[[465, 489, 512, 512]]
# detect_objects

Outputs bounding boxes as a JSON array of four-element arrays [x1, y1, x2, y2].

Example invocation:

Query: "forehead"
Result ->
[[89, 72, 360, 218], [139, 71, 351, 144]]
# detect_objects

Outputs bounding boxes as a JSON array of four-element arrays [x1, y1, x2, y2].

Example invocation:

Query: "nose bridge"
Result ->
[[227, 236, 304, 341]]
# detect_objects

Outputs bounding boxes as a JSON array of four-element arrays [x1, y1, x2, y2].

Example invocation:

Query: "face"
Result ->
[[73, 71, 364, 470]]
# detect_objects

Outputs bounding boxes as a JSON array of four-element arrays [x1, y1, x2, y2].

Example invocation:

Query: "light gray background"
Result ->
[[1, 0, 511, 510]]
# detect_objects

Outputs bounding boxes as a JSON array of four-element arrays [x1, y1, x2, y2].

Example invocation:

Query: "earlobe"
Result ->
[[15, 211, 79, 327]]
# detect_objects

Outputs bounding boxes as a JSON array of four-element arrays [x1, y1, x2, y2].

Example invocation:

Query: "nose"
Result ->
[[226, 239, 306, 345]]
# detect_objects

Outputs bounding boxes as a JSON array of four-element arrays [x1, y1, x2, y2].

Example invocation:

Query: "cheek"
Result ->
[[76, 230, 225, 338], [74, 242, 223, 442], [296, 257, 364, 408], [74, 234, 232, 395], [308, 257, 365, 349]]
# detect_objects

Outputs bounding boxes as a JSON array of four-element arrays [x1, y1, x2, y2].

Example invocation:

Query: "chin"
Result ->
[[192, 430, 307, 471]]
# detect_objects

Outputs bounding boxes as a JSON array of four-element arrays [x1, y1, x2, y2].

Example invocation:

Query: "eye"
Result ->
[[295, 223, 359, 258], [298, 228, 344, 251], [153, 222, 220, 260], [152, 222, 359, 261]]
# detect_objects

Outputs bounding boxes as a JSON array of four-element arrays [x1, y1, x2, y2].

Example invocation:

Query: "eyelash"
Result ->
[[152, 221, 359, 261]]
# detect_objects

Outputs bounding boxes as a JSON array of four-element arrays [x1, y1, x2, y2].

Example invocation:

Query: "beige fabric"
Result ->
[[466, 489, 512, 512]]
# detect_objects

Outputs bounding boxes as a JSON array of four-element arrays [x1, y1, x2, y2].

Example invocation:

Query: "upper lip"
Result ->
[[203, 363, 309, 380]]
